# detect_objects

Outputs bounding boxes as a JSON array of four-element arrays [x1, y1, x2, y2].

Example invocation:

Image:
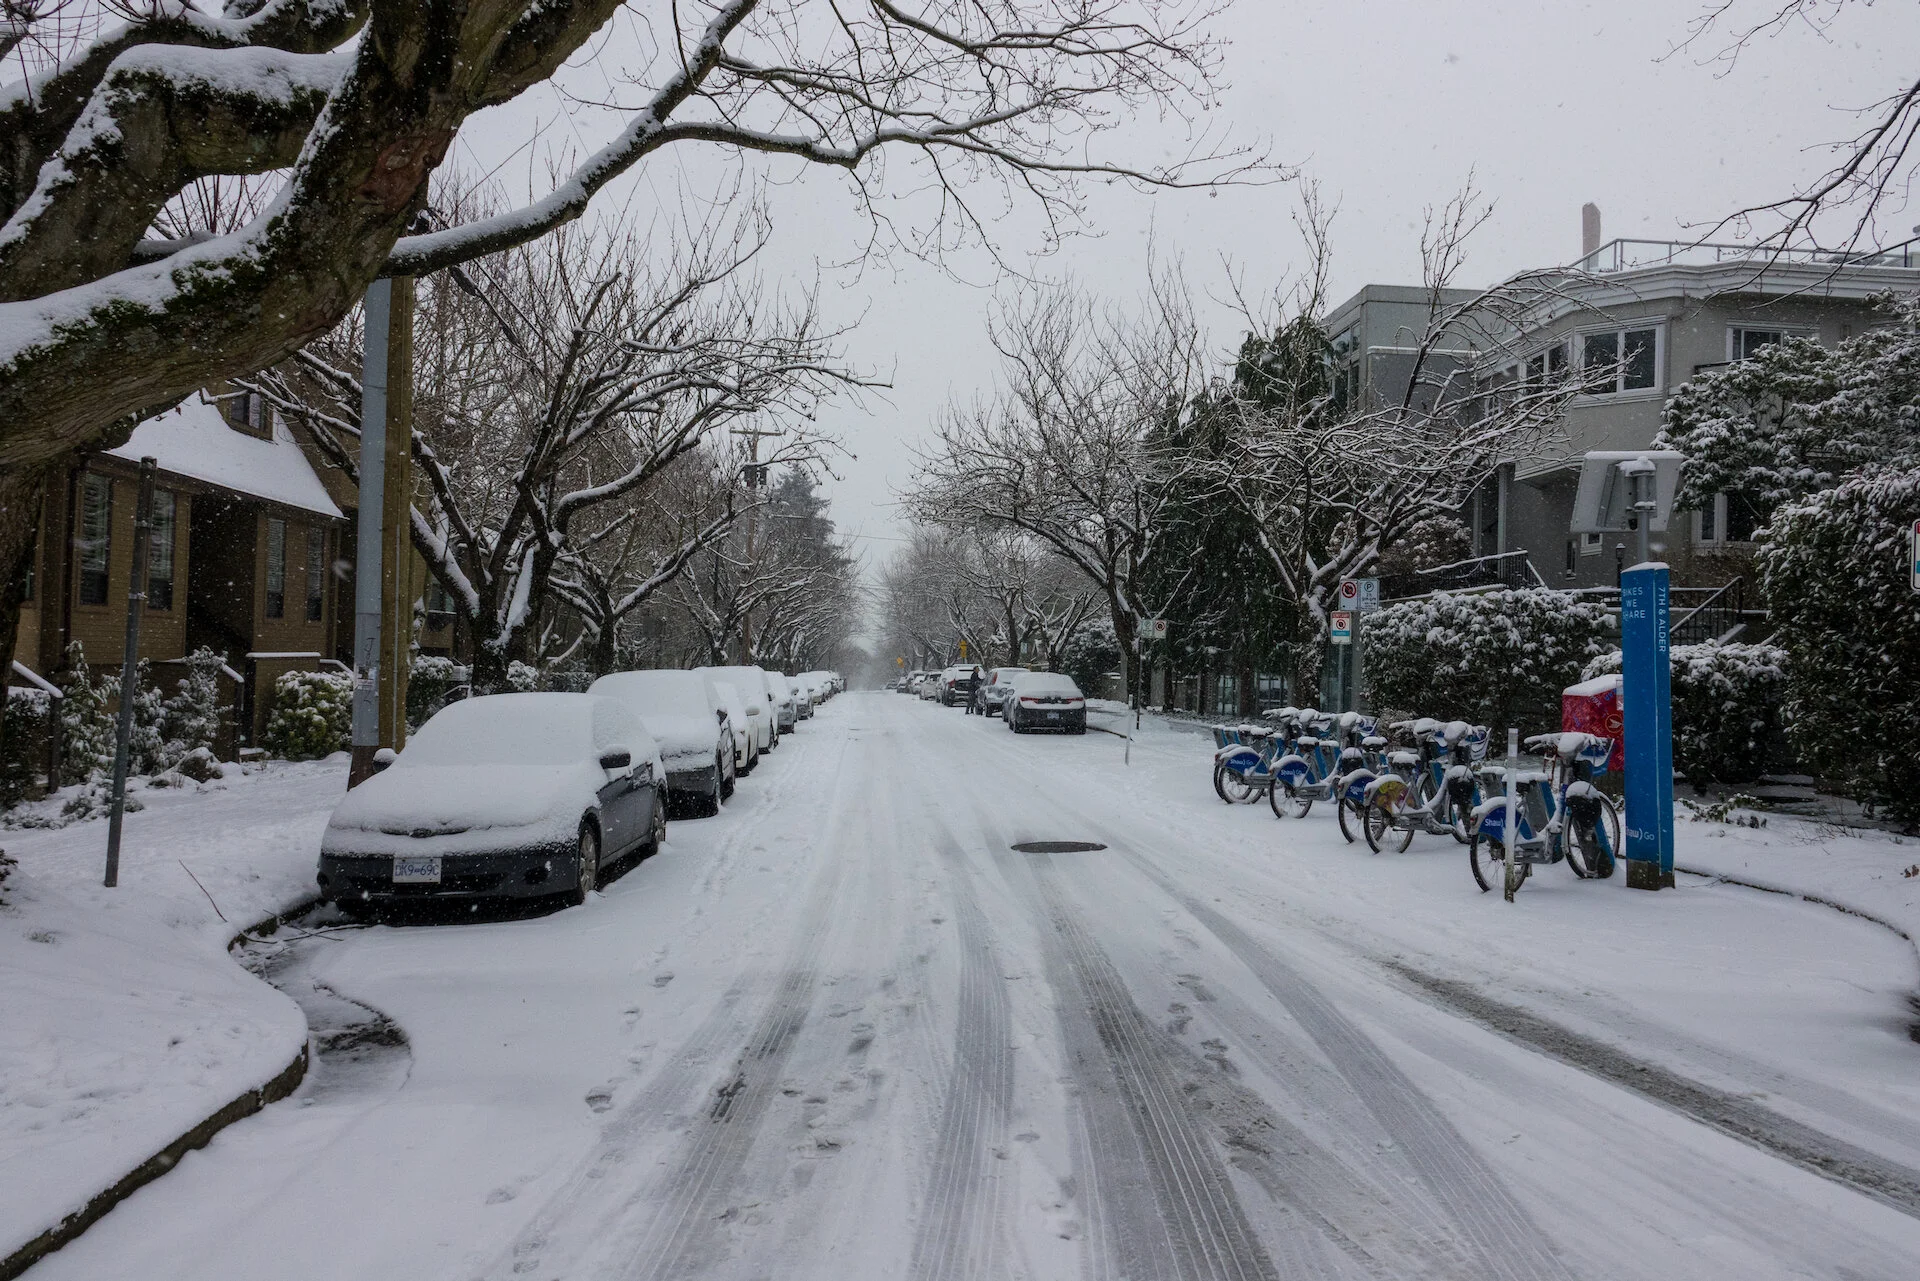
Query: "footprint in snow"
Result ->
[[652, 972, 673, 988], [585, 1088, 614, 1113]]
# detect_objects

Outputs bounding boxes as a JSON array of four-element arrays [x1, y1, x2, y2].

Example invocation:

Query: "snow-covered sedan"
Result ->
[[1003, 671, 1088, 734], [699, 665, 778, 753], [704, 674, 758, 776], [317, 694, 666, 913], [590, 670, 736, 817]]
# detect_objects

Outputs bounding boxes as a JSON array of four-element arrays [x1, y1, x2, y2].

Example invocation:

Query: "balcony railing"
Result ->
[[1573, 236, 1920, 276]]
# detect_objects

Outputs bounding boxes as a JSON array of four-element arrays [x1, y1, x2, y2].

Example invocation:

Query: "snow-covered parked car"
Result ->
[[317, 694, 666, 913], [1002, 671, 1087, 734], [590, 670, 736, 818], [975, 666, 1027, 716], [768, 671, 802, 732], [704, 674, 759, 776], [699, 665, 779, 752]]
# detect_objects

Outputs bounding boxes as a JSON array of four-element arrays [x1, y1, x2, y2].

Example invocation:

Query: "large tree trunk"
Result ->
[[0, 463, 54, 701]]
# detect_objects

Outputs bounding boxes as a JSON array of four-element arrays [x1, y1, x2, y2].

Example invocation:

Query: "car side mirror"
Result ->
[[371, 747, 396, 773], [599, 748, 632, 771]]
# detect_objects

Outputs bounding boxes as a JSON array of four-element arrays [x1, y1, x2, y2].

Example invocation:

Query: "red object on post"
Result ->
[[1562, 673, 1625, 773]]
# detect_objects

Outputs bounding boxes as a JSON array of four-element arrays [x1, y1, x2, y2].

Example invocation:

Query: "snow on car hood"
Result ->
[[325, 764, 590, 837]]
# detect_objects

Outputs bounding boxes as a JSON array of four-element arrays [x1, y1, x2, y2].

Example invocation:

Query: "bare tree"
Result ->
[[1214, 187, 1584, 697], [1677, 1, 1920, 255], [907, 276, 1215, 703], [0, 0, 1264, 694], [250, 207, 852, 689]]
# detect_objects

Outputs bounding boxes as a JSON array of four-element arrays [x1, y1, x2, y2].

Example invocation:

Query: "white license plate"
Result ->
[[1047, 711, 1060, 719], [392, 855, 442, 884]]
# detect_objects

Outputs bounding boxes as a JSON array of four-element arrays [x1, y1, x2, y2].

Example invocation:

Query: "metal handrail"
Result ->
[[1573, 236, 1920, 275], [1668, 576, 1742, 633]]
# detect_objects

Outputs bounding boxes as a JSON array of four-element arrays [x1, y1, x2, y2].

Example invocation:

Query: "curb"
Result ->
[[0, 897, 321, 1281]]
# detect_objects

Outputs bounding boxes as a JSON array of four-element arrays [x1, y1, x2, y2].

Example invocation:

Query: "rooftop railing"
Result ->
[[1573, 236, 1920, 276]]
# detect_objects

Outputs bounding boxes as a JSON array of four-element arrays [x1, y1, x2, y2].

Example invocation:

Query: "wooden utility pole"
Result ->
[[104, 457, 157, 886]]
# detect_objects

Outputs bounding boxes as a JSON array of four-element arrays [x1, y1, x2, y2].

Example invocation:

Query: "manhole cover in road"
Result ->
[[1010, 840, 1107, 854]]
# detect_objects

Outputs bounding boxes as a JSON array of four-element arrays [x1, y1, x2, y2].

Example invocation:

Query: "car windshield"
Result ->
[[591, 671, 711, 721], [402, 695, 586, 767]]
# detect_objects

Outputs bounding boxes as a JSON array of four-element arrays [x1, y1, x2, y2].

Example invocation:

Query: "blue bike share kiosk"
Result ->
[[1571, 452, 1682, 890]]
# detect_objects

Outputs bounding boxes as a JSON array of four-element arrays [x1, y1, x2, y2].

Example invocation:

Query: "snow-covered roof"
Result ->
[[106, 395, 343, 520]]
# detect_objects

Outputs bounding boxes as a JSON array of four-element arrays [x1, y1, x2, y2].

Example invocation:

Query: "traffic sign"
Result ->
[[1338, 579, 1358, 609], [1330, 611, 1353, 645], [1147, 617, 1170, 639], [1355, 577, 1380, 613]]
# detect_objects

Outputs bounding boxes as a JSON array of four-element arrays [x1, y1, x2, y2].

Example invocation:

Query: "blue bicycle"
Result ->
[[1469, 732, 1620, 894], [1269, 710, 1382, 843]]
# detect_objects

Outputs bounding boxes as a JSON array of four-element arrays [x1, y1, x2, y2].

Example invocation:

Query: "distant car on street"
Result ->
[[317, 693, 666, 912], [973, 666, 1028, 716], [1002, 671, 1088, 734], [590, 670, 737, 817]]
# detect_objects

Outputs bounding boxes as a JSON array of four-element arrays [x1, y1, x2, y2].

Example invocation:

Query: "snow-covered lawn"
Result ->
[[0, 758, 344, 1263]]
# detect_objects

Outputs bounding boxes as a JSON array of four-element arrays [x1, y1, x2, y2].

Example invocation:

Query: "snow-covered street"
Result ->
[[24, 691, 1920, 1281]]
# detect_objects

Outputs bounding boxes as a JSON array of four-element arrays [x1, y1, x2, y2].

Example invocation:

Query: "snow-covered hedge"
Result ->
[[1584, 641, 1789, 786], [263, 669, 354, 761], [1759, 466, 1920, 824], [1362, 588, 1613, 734]]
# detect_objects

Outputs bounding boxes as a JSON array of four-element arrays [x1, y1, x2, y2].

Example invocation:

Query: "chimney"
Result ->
[[1581, 203, 1603, 261]]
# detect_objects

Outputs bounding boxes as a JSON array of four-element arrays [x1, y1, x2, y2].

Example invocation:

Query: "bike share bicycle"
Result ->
[[1211, 706, 1300, 804], [1467, 731, 1620, 894], [1269, 710, 1385, 843], [1359, 719, 1488, 853]]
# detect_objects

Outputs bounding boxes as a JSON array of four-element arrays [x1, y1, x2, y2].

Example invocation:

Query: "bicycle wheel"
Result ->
[[1213, 760, 1258, 805], [1469, 833, 1529, 894], [1269, 780, 1312, 819], [1336, 795, 1362, 843], [1364, 801, 1414, 854], [1571, 795, 1620, 880]]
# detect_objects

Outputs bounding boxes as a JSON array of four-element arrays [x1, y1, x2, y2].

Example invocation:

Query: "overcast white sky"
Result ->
[[455, 0, 1920, 579]]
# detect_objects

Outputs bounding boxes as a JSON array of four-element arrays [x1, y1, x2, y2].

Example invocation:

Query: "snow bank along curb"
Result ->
[[0, 897, 321, 1281]]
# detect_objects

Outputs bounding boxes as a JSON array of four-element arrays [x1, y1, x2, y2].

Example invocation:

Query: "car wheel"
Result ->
[[715, 756, 734, 803], [572, 820, 601, 905], [642, 798, 668, 856], [1012, 709, 1026, 734]]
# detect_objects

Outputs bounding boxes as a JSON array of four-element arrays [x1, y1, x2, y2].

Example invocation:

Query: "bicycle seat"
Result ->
[[1362, 735, 1388, 750], [1388, 749, 1420, 768], [1295, 736, 1322, 749], [1264, 705, 1301, 722], [1412, 716, 1440, 736]]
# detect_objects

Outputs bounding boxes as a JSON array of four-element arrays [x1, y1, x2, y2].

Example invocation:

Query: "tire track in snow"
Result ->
[[908, 816, 1015, 1281], [943, 714, 1570, 1279], [1019, 851, 1289, 1281], [486, 731, 857, 1281], [1115, 853, 1578, 1281]]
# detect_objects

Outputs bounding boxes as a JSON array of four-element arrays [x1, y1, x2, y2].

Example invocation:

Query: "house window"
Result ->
[[1728, 327, 1814, 363], [1525, 342, 1569, 388], [77, 473, 112, 605], [1695, 494, 1762, 546], [1580, 531, 1603, 556], [219, 388, 271, 439], [148, 490, 176, 611], [265, 517, 287, 618], [305, 525, 324, 622], [1581, 327, 1659, 394]]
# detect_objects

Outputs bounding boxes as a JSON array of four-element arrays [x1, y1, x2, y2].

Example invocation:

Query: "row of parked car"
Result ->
[[891, 664, 1089, 734], [316, 667, 844, 913]]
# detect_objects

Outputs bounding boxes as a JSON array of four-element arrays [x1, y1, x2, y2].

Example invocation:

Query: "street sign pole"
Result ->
[[1620, 562, 1675, 890]]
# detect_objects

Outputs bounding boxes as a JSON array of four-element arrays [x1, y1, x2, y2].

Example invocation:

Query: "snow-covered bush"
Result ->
[[57, 641, 116, 781], [1759, 466, 1920, 825], [1, 692, 54, 808], [262, 669, 354, 760], [1583, 641, 1789, 786], [1362, 588, 1613, 734], [161, 647, 227, 760], [124, 659, 168, 777], [1057, 616, 1121, 700], [507, 660, 542, 693], [407, 654, 469, 731]]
